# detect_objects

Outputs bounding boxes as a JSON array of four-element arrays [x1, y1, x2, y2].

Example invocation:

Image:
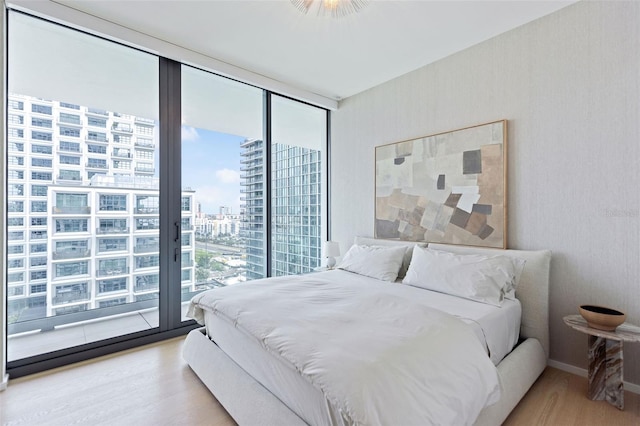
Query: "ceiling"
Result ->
[[37, 1, 576, 102]]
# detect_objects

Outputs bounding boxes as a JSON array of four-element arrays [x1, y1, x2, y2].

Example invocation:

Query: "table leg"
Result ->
[[587, 335, 624, 410]]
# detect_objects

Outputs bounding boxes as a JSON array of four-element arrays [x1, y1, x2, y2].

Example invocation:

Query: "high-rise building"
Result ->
[[240, 139, 322, 279], [239, 138, 265, 280], [6, 93, 196, 324]]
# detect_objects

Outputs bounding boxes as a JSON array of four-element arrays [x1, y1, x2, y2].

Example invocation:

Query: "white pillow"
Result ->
[[402, 246, 524, 306], [337, 244, 406, 282]]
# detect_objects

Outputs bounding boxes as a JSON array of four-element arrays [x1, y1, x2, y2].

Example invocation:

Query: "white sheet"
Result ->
[[188, 270, 502, 426]]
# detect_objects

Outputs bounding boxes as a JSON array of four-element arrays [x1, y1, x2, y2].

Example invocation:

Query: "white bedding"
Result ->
[[188, 270, 503, 425]]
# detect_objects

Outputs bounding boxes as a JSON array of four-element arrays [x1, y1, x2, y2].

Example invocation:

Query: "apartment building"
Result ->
[[6, 94, 196, 324]]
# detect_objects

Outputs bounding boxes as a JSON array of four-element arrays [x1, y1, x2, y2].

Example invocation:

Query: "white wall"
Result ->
[[331, 1, 640, 385]]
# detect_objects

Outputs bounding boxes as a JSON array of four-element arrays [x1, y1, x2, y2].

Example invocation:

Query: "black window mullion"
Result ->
[[158, 58, 182, 330], [265, 92, 273, 277]]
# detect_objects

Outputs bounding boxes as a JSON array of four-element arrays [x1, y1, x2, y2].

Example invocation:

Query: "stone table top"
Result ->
[[564, 315, 640, 342]]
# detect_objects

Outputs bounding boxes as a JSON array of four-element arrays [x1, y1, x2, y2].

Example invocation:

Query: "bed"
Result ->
[[183, 237, 551, 425]]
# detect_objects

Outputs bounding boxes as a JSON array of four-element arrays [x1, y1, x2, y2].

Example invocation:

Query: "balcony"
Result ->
[[96, 267, 130, 277], [134, 117, 155, 124], [53, 206, 91, 214], [112, 151, 132, 159], [52, 249, 91, 260], [86, 137, 109, 144]]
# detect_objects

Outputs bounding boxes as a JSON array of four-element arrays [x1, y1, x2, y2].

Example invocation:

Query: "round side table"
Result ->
[[563, 314, 640, 410]]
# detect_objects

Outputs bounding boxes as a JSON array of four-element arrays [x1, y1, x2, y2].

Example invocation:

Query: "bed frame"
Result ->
[[183, 240, 551, 425]]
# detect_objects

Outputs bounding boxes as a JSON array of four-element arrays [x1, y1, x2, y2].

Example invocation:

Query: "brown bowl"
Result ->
[[579, 305, 626, 331]]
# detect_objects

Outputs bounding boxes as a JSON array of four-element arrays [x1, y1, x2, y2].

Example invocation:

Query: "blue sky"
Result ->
[[181, 126, 245, 215]]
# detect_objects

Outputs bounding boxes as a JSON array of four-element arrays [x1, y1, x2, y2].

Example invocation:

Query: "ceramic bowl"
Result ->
[[579, 305, 626, 331]]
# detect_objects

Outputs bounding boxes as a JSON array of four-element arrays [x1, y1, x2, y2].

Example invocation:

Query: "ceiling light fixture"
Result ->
[[290, 0, 369, 18]]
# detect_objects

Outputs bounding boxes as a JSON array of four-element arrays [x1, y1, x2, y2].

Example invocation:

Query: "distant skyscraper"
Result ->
[[240, 138, 322, 280]]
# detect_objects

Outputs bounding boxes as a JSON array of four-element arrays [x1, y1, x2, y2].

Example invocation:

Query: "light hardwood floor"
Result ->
[[1, 336, 638, 426]]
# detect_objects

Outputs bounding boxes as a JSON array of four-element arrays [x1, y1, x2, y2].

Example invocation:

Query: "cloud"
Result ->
[[216, 168, 240, 184], [181, 126, 199, 142]]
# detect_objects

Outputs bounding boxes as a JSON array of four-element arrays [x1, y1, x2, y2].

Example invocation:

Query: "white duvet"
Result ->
[[188, 270, 501, 426]]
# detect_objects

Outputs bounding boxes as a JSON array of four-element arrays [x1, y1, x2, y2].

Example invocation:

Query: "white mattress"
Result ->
[[201, 270, 521, 425]]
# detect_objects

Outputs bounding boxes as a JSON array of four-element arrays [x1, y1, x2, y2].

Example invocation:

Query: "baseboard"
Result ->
[[0, 374, 8, 391], [548, 359, 640, 395]]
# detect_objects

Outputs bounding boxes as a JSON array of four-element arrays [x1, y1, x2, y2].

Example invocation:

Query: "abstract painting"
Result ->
[[375, 120, 507, 248]]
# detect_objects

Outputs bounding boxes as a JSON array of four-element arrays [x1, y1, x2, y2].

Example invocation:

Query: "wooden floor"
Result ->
[[1, 337, 639, 426]]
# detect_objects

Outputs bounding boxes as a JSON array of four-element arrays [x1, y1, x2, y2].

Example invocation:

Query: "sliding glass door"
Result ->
[[6, 12, 161, 362], [5, 11, 328, 376]]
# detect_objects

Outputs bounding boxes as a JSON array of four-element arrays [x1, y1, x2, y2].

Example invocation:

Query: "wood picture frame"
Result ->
[[375, 120, 507, 248]]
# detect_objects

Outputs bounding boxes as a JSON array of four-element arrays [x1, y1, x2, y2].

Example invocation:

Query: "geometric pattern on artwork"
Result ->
[[375, 120, 507, 248]]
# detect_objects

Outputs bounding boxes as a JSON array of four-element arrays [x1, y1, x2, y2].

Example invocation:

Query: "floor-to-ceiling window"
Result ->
[[5, 10, 328, 377]]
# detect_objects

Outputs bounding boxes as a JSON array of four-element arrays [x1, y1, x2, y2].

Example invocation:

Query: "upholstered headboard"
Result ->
[[352, 237, 552, 358]]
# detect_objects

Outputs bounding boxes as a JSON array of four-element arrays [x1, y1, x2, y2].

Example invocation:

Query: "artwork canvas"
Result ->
[[375, 120, 507, 248]]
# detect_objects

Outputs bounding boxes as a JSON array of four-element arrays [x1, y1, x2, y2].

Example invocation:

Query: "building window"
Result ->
[[135, 124, 153, 135], [181, 196, 191, 212], [32, 117, 52, 128], [112, 160, 131, 170], [87, 117, 107, 128], [8, 272, 25, 283], [181, 269, 191, 281], [87, 131, 107, 142], [60, 112, 81, 125], [135, 255, 159, 269], [135, 195, 159, 214], [30, 243, 47, 253], [31, 270, 47, 281], [60, 102, 80, 109], [113, 134, 131, 144], [8, 231, 24, 241], [31, 217, 47, 226], [8, 114, 24, 124], [60, 141, 81, 152], [8, 217, 24, 227], [98, 298, 127, 308], [32, 144, 52, 154], [8, 184, 24, 196], [31, 171, 52, 181], [55, 219, 89, 233], [97, 258, 127, 276], [31, 131, 52, 141], [8, 99, 24, 110], [30, 231, 47, 240], [97, 278, 128, 294], [8, 156, 24, 166], [135, 218, 160, 230], [87, 158, 107, 168], [60, 155, 81, 165], [8, 201, 24, 212], [32, 157, 53, 168], [56, 193, 88, 208], [31, 185, 48, 196], [98, 218, 128, 233], [32, 104, 52, 115], [31, 201, 48, 213], [98, 238, 128, 252], [8, 286, 25, 297], [8, 245, 24, 255], [8, 259, 24, 269], [52, 283, 89, 304], [30, 284, 47, 294], [8, 128, 24, 138], [9, 170, 24, 180], [60, 126, 81, 138], [30, 257, 48, 267], [99, 194, 127, 211], [59, 170, 82, 181], [55, 262, 89, 278], [87, 144, 107, 154], [135, 150, 153, 160], [8, 142, 24, 152]]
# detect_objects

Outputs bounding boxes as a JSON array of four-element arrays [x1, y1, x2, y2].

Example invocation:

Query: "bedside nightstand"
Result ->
[[563, 314, 640, 410]]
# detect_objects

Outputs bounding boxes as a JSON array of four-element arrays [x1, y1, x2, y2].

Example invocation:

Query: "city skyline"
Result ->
[[182, 125, 245, 215]]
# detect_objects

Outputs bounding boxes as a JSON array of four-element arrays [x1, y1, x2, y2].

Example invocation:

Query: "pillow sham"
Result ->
[[353, 237, 427, 279], [402, 246, 524, 306], [337, 244, 406, 282]]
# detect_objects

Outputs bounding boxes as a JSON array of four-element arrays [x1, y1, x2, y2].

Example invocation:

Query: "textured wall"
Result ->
[[331, 1, 640, 385]]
